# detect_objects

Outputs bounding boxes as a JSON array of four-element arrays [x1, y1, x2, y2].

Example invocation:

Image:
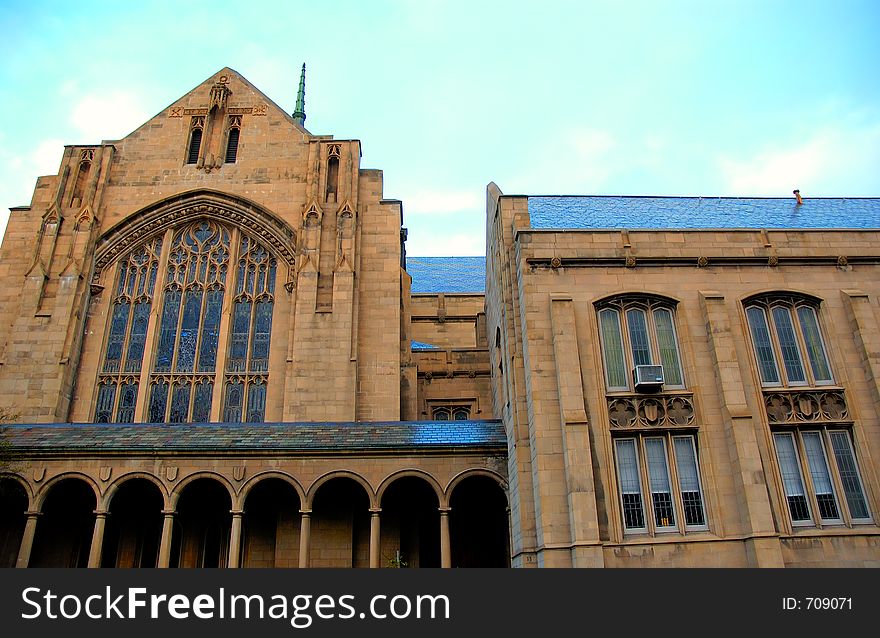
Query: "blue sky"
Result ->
[[1, 0, 878, 255]]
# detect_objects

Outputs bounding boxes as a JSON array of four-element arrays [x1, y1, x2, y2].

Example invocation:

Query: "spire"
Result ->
[[293, 63, 306, 126]]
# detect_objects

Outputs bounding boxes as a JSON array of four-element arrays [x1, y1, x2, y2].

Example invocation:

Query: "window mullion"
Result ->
[[638, 437, 656, 536], [136, 228, 174, 422], [213, 227, 240, 422], [665, 434, 686, 535], [794, 432, 822, 527]]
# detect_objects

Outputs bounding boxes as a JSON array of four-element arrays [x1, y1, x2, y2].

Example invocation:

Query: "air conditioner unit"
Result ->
[[633, 365, 664, 391]]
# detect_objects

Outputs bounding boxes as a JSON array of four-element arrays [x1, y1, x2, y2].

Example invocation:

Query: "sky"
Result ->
[[1, 0, 878, 256]]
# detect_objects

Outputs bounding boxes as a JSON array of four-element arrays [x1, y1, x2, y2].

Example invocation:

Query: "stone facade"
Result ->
[[1, 69, 878, 568]]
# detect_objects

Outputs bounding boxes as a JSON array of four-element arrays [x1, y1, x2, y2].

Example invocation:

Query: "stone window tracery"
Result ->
[[95, 219, 277, 424]]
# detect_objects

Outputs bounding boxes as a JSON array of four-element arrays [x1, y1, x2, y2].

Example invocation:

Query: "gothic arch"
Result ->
[[445, 469, 508, 505], [92, 189, 297, 285], [169, 471, 237, 509], [34, 472, 102, 510], [0, 473, 34, 509], [102, 472, 170, 510], [305, 470, 376, 509], [376, 469, 444, 508], [240, 471, 306, 507]]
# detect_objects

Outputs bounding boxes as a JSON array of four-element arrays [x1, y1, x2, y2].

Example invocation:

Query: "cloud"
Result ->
[[717, 124, 880, 196], [69, 91, 150, 141]]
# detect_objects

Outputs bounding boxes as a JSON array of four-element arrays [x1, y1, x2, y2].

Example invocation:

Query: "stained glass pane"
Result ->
[[771, 307, 806, 384], [198, 289, 224, 372], [599, 309, 627, 390], [747, 307, 779, 385], [774, 433, 811, 522], [246, 382, 266, 423], [192, 381, 213, 423], [103, 301, 130, 373], [626, 309, 652, 367], [250, 300, 273, 372], [148, 381, 169, 423], [829, 431, 870, 520], [155, 289, 181, 373], [802, 432, 839, 520], [615, 439, 645, 530], [797, 306, 832, 383], [645, 438, 675, 528], [673, 436, 706, 527], [223, 381, 243, 422], [653, 308, 683, 386], [268, 261, 277, 294], [124, 300, 151, 373], [169, 384, 191, 423], [95, 383, 116, 423], [228, 300, 252, 372], [175, 289, 203, 372], [116, 381, 138, 423]]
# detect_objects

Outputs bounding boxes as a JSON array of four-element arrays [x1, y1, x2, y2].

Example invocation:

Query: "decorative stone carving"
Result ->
[[763, 390, 849, 424], [607, 394, 695, 429], [625, 255, 637, 268], [767, 255, 779, 267], [697, 256, 709, 268], [550, 257, 562, 269]]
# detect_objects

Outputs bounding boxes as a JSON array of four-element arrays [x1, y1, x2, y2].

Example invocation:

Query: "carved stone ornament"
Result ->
[[608, 394, 695, 429], [625, 255, 637, 268], [764, 390, 849, 424], [233, 467, 246, 482], [767, 255, 779, 267], [697, 256, 709, 268], [33, 468, 46, 482], [165, 466, 179, 482], [550, 257, 562, 269], [100, 467, 112, 482], [837, 255, 849, 268]]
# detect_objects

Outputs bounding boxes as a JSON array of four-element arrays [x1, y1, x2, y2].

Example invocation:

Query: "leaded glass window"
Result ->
[[596, 297, 685, 392], [95, 219, 278, 424], [614, 433, 708, 536], [745, 295, 834, 387], [96, 236, 162, 422], [222, 233, 276, 423]]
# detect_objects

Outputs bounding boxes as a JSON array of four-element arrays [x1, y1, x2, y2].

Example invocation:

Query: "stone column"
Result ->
[[228, 510, 244, 569], [298, 510, 311, 568], [87, 510, 109, 568], [369, 509, 381, 568], [157, 510, 176, 568], [439, 507, 451, 568], [15, 511, 41, 568]]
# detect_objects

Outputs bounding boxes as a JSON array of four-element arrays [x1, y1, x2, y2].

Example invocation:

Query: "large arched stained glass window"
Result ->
[[95, 219, 278, 424]]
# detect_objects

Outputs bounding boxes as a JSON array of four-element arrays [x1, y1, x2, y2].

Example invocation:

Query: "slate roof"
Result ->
[[4, 421, 506, 453], [407, 256, 486, 294], [528, 196, 880, 230], [411, 340, 440, 351]]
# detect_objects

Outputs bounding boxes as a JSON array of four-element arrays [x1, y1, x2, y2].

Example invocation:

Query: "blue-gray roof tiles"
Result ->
[[4, 421, 506, 452], [407, 256, 486, 293], [528, 196, 880, 230]]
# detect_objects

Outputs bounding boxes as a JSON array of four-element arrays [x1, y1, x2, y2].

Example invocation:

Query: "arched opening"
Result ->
[[102, 479, 164, 567], [325, 155, 339, 202], [30, 478, 96, 568], [310, 477, 370, 568], [379, 476, 440, 568], [70, 160, 91, 208], [0, 479, 28, 567], [172, 479, 231, 568], [450, 475, 510, 567], [242, 478, 301, 568]]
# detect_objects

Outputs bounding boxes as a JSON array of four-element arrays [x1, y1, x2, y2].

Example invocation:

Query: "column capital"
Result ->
[[230, 509, 245, 517], [299, 509, 312, 516], [93, 509, 109, 517], [438, 507, 451, 514], [24, 511, 43, 518], [369, 507, 382, 514], [161, 509, 177, 516]]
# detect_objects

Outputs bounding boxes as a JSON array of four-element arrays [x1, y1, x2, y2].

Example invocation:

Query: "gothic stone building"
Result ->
[[1, 68, 879, 568]]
